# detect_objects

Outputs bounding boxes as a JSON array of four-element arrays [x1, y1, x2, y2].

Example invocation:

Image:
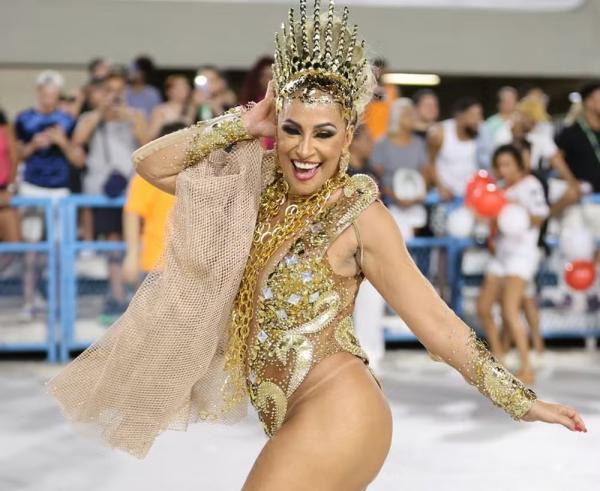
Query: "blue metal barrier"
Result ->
[[0, 197, 57, 362], [4, 190, 598, 361], [59, 195, 125, 362]]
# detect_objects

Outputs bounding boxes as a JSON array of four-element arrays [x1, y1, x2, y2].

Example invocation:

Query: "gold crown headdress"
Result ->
[[273, 0, 369, 123]]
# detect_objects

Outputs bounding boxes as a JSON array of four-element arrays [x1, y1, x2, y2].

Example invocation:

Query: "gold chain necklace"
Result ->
[[223, 170, 349, 408]]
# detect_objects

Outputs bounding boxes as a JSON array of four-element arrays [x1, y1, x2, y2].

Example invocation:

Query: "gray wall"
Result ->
[[1, 0, 600, 76]]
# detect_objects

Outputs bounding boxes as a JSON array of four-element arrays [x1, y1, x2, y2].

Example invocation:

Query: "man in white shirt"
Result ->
[[426, 97, 483, 200]]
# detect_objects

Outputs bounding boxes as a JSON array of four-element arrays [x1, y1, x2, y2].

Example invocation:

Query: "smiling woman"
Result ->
[[45, 0, 587, 489], [277, 101, 352, 190]]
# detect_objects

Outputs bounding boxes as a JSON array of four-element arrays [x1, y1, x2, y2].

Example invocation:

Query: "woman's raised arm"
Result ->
[[357, 200, 587, 432], [132, 82, 276, 195]]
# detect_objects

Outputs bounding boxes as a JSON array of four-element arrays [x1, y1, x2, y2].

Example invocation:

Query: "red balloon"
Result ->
[[465, 170, 495, 208], [473, 184, 507, 218], [565, 260, 597, 290]]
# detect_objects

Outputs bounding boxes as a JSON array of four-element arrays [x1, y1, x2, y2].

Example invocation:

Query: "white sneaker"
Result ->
[[76, 253, 109, 280]]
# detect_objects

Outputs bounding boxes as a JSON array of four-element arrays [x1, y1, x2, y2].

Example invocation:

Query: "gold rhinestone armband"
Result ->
[[467, 330, 537, 420], [183, 109, 254, 168]]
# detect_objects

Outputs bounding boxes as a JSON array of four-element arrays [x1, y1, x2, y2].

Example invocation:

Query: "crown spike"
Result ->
[[313, 0, 321, 62], [300, 0, 309, 58], [344, 24, 359, 68], [324, 0, 335, 62], [333, 6, 349, 68], [288, 8, 300, 61], [273, 32, 282, 80]]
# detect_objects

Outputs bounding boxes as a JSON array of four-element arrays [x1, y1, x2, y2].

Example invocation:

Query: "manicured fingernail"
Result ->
[[575, 424, 582, 431]]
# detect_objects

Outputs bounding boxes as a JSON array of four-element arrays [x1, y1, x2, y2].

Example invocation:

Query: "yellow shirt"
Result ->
[[124, 174, 176, 272]]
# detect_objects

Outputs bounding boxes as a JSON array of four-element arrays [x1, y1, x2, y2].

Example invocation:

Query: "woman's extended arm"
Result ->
[[132, 82, 276, 195], [358, 200, 587, 431]]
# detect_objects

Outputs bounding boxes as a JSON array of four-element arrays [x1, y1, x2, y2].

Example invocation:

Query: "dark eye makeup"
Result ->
[[281, 125, 336, 139], [282, 125, 301, 135]]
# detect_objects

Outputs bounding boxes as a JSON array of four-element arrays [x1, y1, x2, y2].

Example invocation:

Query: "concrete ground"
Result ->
[[1, 349, 599, 491]]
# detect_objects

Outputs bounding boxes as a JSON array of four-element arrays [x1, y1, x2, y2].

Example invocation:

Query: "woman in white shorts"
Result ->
[[477, 144, 549, 384]]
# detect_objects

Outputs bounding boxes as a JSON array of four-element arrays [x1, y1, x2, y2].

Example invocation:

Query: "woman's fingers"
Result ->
[[564, 407, 588, 432], [263, 80, 275, 103], [572, 411, 587, 433], [529, 400, 588, 433], [554, 405, 587, 432]]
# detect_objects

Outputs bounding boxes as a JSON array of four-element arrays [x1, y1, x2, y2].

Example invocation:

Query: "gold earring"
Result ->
[[339, 151, 350, 175], [273, 155, 289, 193]]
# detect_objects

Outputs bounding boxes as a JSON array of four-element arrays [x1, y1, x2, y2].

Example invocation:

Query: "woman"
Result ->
[[371, 97, 427, 239], [148, 75, 194, 140], [147, 75, 194, 141], [477, 145, 549, 384], [192, 65, 237, 122], [499, 138, 547, 359], [46, 2, 586, 489]]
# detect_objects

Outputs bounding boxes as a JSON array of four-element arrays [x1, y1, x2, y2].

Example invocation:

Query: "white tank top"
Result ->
[[435, 119, 477, 196]]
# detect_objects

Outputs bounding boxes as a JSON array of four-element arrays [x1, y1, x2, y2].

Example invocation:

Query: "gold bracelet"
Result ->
[[183, 110, 254, 168], [467, 330, 537, 420]]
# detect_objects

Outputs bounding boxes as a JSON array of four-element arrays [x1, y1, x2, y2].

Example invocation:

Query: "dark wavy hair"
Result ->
[[492, 144, 526, 171], [239, 56, 274, 105]]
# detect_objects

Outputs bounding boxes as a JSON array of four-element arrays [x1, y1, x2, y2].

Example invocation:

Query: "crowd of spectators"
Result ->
[[1, 53, 600, 328]]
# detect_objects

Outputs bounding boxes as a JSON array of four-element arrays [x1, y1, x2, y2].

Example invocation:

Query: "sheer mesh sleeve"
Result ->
[[45, 137, 268, 459], [132, 108, 254, 185], [423, 315, 537, 420]]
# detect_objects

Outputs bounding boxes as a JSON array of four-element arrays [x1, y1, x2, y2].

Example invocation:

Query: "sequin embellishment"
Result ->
[[247, 174, 378, 436]]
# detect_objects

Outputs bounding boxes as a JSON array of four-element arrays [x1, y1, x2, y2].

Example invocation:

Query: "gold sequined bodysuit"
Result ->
[[246, 174, 378, 436]]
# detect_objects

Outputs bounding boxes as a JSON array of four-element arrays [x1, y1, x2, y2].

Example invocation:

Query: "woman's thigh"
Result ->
[[501, 276, 527, 317], [477, 274, 503, 312], [242, 353, 392, 491]]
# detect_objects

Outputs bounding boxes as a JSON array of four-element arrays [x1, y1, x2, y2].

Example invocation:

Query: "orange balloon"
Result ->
[[473, 184, 507, 218], [565, 261, 597, 290]]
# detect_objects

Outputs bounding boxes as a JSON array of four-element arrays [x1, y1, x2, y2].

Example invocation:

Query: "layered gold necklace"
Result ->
[[223, 169, 349, 407]]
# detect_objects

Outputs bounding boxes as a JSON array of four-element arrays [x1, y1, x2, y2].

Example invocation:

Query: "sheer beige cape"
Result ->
[[46, 139, 276, 459]]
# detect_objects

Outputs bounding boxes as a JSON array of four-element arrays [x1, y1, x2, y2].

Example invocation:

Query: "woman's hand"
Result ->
[[521, 399, 588, 432], [241, 81, 276, 139]]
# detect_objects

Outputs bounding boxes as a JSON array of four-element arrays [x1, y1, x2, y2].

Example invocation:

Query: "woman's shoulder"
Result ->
[[344, 173, 380, 200], [319, 174, 381, 234], [354, 198, 395, 245]]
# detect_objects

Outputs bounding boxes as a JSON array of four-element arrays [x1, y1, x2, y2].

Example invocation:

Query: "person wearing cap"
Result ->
[[556, 81, 600, 193], [14, 70, 86, 321]]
